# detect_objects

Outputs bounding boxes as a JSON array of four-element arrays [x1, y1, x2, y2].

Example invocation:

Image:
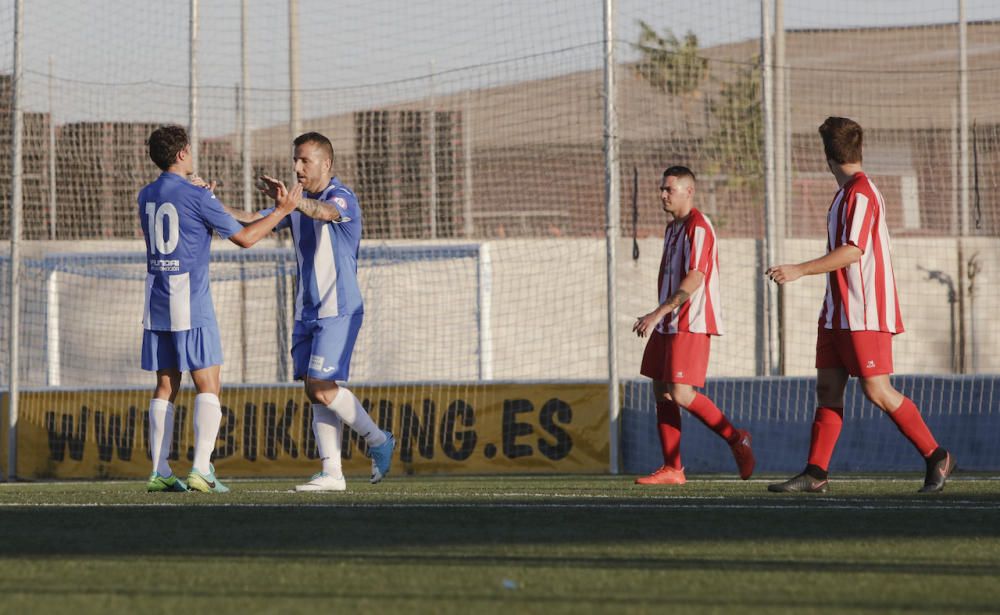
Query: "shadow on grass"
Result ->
[[0, 504, 998, 565]]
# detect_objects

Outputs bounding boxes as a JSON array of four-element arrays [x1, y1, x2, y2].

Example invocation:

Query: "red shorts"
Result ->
[[815, 327, 894, 377], [640, 331, 711, 387]]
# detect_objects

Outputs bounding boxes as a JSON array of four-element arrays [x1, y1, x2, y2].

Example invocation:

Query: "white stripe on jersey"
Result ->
[[848, 193, 869, 247], [687, 226, 707, 332], [655, 211, 722, 335], [821, 175, 901, 332], [168, 273, 192, 331], [876, 188, 899, 331], [847, 251, 866, 328], [143, 273, 154, 329], [316, 185, 341, 319], [839, 194, 857, 329], [822, 191, 845, 329], [848, 192, 875, 329], [861, 230, 879, 328], [314, 219, 340, 319]]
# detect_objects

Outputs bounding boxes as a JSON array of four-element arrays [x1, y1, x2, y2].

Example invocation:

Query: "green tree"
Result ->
[[632, 21, 708, 96], [633, 22, 763, 195], [704, 59, 763, 188]]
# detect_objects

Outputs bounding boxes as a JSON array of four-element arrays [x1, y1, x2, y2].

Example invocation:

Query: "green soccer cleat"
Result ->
[[146, 472, 189, 493], [186, 464, 230, 494]]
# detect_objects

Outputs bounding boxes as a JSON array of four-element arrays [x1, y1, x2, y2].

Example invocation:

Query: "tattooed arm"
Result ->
[[257, 174, 342, 222], [295, 197, 342, 222], [632, 270, 706, 337]]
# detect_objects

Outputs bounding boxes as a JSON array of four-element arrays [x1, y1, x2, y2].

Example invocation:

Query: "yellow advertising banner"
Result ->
[[13, 383, 610, 479]]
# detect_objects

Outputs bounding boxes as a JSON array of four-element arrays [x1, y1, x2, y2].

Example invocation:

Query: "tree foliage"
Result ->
[[632, 21, 708, 96], [705, 59, 763, 187], [633, 22, 763, 192]]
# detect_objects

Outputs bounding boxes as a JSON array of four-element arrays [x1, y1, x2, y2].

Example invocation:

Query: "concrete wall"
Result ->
[[1, 236, 997, 388]]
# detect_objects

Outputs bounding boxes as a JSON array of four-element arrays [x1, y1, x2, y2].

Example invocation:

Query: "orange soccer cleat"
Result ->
[[635, 465, 686, 485], [729, 429, 756, 480]]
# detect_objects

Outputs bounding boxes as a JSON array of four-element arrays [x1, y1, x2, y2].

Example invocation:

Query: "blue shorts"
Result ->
[[141, 326, 223, 373], [292, 313, 363, 382]]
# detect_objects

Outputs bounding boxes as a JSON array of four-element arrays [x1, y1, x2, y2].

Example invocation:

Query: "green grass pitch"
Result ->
[[1, 474, 998, 613]]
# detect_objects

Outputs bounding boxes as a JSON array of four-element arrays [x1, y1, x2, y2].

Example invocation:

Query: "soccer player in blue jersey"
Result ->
[[140, 125, 300, 493], [233, 132, 395, 492]]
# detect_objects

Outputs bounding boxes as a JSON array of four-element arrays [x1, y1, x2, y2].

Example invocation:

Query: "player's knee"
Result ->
[[153, 385, 175, 401], [192, 379, 220, 396], [667, 384, 695, 407], [306, 380, 339, 406], [652, 382, 672, 403], [861, 383, 897, 412], [815, 383, 844, 407]]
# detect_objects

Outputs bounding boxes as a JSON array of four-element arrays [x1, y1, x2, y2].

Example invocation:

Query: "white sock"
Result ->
[[149, 398, 174, 477], [328, 387, 387, 447], [312, 404, 344, 478], [193, 393, 222, 475]]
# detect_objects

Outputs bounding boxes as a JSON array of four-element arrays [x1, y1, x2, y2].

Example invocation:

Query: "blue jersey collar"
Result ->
[[305, 176, 342, 200]]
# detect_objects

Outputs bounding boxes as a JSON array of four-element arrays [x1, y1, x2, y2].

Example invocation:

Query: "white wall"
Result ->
[[8, 235, 998, 388]]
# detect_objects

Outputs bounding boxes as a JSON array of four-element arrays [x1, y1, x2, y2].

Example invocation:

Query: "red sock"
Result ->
[[685, 393, 736, 443], [807, 406, 843, 470], [656, 400, 682, 470], [888, 397, 938, 457]]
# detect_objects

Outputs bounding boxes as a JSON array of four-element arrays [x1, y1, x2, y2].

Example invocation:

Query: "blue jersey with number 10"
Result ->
[[138, 172, 244, 331]]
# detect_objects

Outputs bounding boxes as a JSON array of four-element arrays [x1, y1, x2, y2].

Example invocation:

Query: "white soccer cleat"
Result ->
[[295, 472, 347, 492]]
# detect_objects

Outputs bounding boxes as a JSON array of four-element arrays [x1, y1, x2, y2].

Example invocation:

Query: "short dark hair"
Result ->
[[818, 117, 863, 164], [662, 165, 696, 183], [293, 131, 335, 164], [147, 125, 189, 171]]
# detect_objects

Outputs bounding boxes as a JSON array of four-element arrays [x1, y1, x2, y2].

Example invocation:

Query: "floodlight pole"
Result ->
[[772, 0, 786, 374], [958, 0, 969, 237], [602, 0, 622, 475], [6, 0, 25, 480], [238, 0, 253, 383], [189, 0, 199, 173], [761, 0, 780, 376], [289, 0, 301, 139], [957, 0, 971, 373], [48, 56, 56, 240], [428, 61, 438, 239], [241, 0, 252, 215]]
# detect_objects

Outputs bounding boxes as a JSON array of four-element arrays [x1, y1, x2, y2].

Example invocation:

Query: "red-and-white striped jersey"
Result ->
[[819, 172, 904, 333], [655, 208, 723, 335]]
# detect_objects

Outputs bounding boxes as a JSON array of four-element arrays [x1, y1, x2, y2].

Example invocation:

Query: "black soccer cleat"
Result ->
[[768, 472, 829, 493], [918, 450, 956, 494]]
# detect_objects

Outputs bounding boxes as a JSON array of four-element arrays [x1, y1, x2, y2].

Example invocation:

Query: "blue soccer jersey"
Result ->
[[261, 177, 363, 321], [138, 173, 244, 331]]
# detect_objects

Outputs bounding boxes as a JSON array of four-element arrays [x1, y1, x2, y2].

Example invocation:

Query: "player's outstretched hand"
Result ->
[[275, 182, 302, 215], [190, 175, 217, 192], [766, 264, 802, 285], [256, 175, 283, 200], [633, 310, 662, 338]]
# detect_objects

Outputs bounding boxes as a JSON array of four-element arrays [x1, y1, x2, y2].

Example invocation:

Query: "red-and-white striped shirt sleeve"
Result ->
[[655, 208, 723, 335], [819, 173, 904, 333]]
